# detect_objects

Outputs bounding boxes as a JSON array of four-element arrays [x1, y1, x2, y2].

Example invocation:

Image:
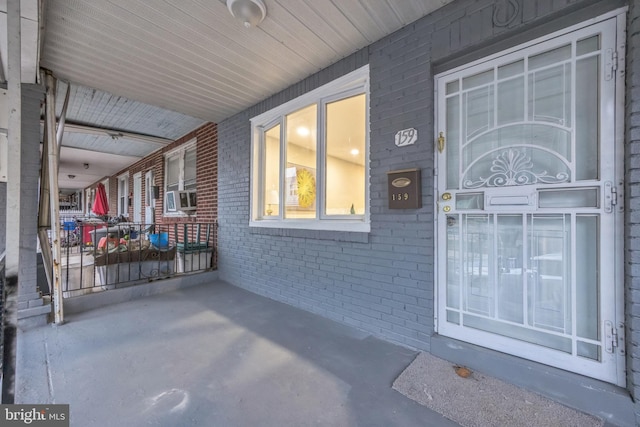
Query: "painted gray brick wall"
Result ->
[[18, 84, 44, 295], [218, 0, 637, 411], [626, 0, 640, 422], [1, 85, 42, 291]]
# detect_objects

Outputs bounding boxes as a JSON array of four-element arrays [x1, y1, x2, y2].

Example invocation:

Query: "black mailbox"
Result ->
[[387, 168, 421, 209]]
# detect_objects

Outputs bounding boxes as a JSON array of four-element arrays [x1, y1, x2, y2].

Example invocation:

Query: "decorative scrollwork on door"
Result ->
[[463, 149, 569, 188]]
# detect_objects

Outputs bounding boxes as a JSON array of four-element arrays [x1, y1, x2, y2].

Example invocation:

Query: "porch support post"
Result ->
[[2, 0, 21, 404], [44, 71, 64, 324], [38, 77, 70, 292], [37, 116, 53, 290], [55, 82, 70, 163]]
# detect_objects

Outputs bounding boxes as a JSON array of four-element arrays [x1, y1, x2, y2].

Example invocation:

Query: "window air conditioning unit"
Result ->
[[165, 190, 197, 212]]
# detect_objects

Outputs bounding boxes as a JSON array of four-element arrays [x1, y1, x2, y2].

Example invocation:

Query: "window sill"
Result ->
[[163, 211, 196, 218], [249, 220, 370, 243]]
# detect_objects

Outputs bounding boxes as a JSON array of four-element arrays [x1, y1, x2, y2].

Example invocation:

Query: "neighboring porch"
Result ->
[[53, 220, 217, 301]]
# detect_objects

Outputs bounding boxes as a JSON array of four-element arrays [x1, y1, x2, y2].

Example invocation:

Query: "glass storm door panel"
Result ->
[[436, 15, 624, 385]]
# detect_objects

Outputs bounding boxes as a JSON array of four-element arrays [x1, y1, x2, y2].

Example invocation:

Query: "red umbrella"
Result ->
[[92, 183, 109, 216]]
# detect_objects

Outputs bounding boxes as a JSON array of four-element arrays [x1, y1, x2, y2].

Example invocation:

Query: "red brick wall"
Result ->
[[83, 122, 218, 243], [194, 123, 218, 223]]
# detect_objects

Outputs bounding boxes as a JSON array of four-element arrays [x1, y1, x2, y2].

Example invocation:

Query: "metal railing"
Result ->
[[57, 221, 217, 298]]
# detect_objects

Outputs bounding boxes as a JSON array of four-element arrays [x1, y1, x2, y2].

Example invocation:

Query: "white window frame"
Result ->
[[163, 139, 197, 216], [250, 65, 370, 232], [117, 173, 129, 217]]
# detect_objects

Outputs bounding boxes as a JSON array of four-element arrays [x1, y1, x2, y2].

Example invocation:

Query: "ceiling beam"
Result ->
[[41, 121, 174, 147]]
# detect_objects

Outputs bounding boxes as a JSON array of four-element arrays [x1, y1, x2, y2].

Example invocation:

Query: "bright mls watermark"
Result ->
[[1, 405, 69, 426]]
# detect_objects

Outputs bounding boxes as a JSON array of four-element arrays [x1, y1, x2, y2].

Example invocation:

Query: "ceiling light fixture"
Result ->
[[227, 0, 267, 28], [350, 149, 360, 156], [297, 127, 310, 137]]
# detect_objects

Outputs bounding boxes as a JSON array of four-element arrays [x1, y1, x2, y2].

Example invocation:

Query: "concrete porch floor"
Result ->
[[16, 280, 459, 427]]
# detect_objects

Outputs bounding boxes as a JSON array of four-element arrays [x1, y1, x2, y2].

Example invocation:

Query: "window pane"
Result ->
[[498, 60, 523, 80], [497, 77, 525, 126], [575, 56, 599, 180], [325, 94, 366, 216], [528, 215, 571, 334], [577, 35, 599, 56], [496, 215, 523, 323], [184, 148, 197, 190], [576, 215, 599, 341], [528, 44, 571, 70], [285, 104, 317, 219], [528, 65, 571, 125], [446, 214, 460, 310], [264, 124, 280, 216], [446, 94, 460, 189], [462, 69, 493, 90], [446, 80, 459, 95], [456, 193, 483, 209], [538, 188, 598, 208], [464, 86, 494, 140], [166, 156, 179, 189]]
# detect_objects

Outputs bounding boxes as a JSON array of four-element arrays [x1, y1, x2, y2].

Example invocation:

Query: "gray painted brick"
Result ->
[[217, 1, 639, 418]]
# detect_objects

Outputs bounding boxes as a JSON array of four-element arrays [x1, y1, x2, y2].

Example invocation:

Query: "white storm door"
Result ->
[[435, 13, 625, 385], [145, 170, 155, 224], [133, 172, 142, 223]]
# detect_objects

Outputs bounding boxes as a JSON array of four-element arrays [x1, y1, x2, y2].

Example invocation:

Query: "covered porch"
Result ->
[[16, 280, 457, 427], [16, 280, 636, 426]]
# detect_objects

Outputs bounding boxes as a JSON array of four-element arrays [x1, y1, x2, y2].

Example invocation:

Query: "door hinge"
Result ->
[[605, 320, 615, 353], [611, 186, 618, 206], [604, 182, 618, 213], [605, 320, 624, 354]]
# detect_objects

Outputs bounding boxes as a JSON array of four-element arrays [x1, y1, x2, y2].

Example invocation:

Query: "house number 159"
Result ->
[[395, 128, 418, 147], [392, 193, 409, 201]]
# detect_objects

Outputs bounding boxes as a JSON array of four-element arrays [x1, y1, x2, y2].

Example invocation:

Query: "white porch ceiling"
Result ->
[[51, 81, 207, 192], [41, 0, 453, 123], [28, 0, 455, 192], [58, 145, 140, 190]]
